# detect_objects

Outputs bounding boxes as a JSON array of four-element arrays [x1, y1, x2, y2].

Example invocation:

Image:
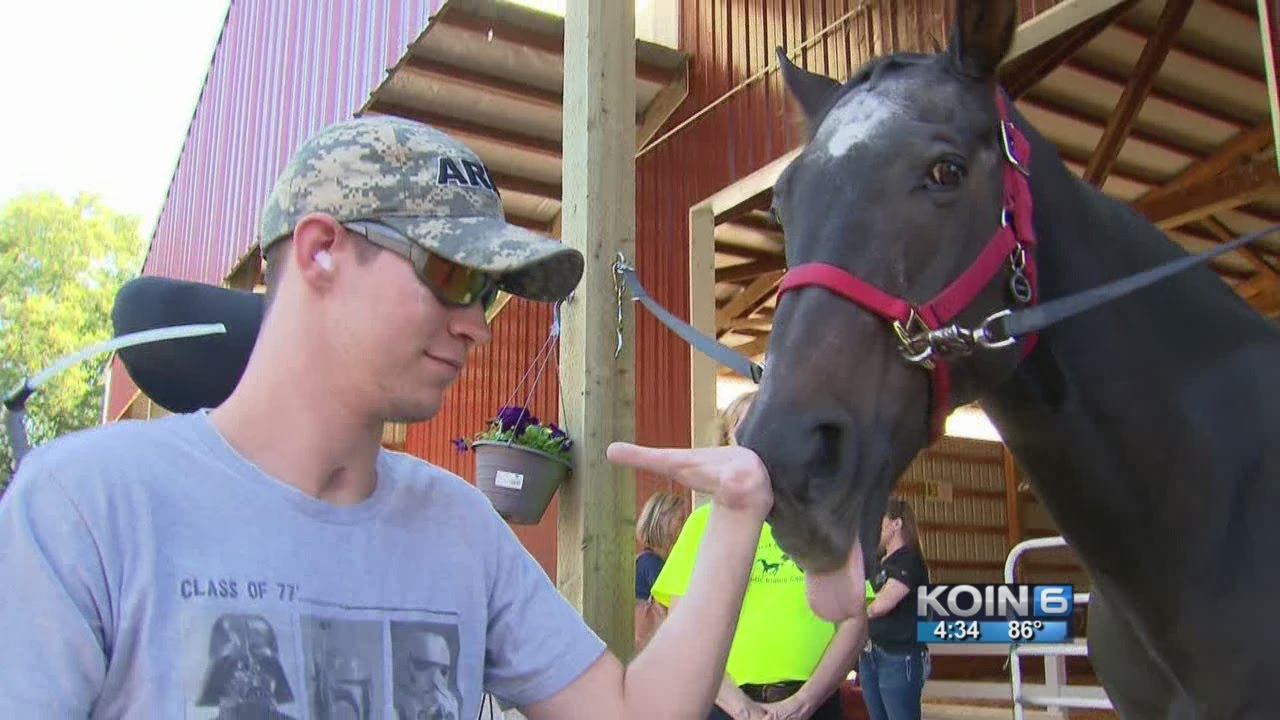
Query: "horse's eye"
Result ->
[[928, 159, 966, 188]]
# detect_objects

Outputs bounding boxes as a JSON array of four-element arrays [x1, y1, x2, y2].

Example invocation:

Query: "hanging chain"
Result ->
[[612, 252, 634, 359]]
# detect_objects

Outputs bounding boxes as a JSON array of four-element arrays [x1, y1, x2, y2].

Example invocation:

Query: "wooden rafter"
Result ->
[[1136, 124, 1275, 204], [729, 334, 771, 359], [1133, 157, 1280, 228], [715, 257, 785, 283], [715, 271, 783, 334], [367, 100, 562, 159], [402, 56, 563, 111], [1000, 0, 1138, 99], [490, 172, 560, 202], [1083, 0, 1193, 186], [1200, 217, 1279, 281]]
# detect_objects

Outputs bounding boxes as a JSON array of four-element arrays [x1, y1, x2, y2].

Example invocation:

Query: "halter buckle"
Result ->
[[1000, 121, 1031, 177], [892, 310, 936, 368]]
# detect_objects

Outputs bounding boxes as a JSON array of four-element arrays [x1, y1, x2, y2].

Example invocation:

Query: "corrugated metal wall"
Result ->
[[107, 0, 444, 419]]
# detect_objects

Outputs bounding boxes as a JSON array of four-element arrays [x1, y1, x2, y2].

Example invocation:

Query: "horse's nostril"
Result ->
[[800, 421, 846, 500]]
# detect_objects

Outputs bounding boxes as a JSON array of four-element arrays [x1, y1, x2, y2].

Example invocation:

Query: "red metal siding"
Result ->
[[403, 297, 565, 577], [107, 0, 444, 421]]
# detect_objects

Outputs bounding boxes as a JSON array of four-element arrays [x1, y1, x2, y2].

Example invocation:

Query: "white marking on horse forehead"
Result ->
[[814, 89, 905, 159]]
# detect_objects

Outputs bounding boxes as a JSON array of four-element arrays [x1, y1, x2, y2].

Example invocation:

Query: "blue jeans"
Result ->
[[858, 644, 930, 720]]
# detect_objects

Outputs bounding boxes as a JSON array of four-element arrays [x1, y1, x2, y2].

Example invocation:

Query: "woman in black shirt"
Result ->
[[859, 497, 931, 720]]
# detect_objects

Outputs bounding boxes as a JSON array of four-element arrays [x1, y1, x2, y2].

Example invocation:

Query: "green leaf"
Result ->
[[0, 191, 146, 493]]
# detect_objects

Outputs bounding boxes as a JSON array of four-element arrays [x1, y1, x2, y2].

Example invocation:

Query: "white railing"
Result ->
[[1003, 536, 1113, 720]]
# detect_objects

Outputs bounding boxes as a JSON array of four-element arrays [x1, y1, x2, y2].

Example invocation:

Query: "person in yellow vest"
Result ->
[[651, 392, 867, 720]]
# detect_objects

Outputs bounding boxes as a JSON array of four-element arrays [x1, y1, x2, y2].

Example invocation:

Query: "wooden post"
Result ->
[[1259, 0, 1280, 172], [558, 0, 637, 659], [689, 204, 718, 508]]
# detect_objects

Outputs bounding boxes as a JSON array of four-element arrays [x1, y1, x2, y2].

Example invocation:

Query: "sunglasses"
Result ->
[[341, 220, 500, 314]]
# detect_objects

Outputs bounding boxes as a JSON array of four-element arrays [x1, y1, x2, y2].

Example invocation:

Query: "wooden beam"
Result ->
[[1000, 0, 1137, 98], [491, 172, 561, 202], [367, 101, 563, 159], [715, 271, 784, 332], [1135, 124, 1274, 204], [558, 0, 636, 659], [1201, 217, 1279, 280], [402, 56, 563, 112], [714, 258, 786, 284], [689, 203, 718, 508], [636, 63, 689, 149], [1083, 0, 1193, 186], [1003, 0, 1136, 64], [729, 335, 770, 360], [1260, 0, 1280, 173], [1133, 157, 1280, 228]]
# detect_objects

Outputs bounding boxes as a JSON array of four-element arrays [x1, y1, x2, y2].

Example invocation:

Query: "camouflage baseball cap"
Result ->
[[258, 115, 583, 302]]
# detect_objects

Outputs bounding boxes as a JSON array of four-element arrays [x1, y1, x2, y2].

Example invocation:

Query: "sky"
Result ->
[[0, 0, 231, 241]]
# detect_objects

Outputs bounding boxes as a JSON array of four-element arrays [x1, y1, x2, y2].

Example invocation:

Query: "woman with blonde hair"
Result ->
[[652, 391, 866, 720], [634, 490, 688, 652]]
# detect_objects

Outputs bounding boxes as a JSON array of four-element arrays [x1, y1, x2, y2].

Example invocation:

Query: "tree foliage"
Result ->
[[0, 191, 146, 491]]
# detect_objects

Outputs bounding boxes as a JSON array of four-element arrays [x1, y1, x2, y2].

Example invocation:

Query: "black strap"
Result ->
[[618, 267, 765, 383], [994, 222, 1280, 340]]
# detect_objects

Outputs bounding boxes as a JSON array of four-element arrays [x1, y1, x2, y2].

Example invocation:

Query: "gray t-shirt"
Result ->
[[0, 410, 606, 719]]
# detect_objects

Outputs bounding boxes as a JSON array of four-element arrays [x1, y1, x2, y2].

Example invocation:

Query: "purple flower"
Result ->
[[547, 423, 567, 439], [495, 405, 537, 435], [450, 437, 469, 453]]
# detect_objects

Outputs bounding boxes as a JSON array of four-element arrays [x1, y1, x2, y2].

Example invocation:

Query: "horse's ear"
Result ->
[[946, 0, 1019, 80], [776, 47, 840, 124]]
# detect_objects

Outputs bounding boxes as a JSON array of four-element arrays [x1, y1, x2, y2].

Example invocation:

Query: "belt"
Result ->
[[740, 681, 804, 704]]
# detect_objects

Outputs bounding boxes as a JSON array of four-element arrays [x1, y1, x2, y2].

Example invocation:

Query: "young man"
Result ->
[[0, 115, 773, 719]]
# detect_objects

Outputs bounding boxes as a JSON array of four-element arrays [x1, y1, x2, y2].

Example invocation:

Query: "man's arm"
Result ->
[[668, 595, 766, 720], [0, 454, 110, 715], [520, 443, 772, 720]]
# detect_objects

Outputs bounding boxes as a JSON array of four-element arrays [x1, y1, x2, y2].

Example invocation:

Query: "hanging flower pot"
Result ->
[[456, 405, 574, 525]]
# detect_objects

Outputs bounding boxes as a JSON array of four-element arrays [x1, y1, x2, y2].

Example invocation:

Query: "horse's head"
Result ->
[[736, 0, 1036, 620]]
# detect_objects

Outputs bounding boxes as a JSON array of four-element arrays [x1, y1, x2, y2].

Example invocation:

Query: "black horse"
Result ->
[[735, 2, 1280, 718]]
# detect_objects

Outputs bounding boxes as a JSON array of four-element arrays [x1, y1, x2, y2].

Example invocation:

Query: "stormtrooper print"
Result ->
[[390, 621, 463, 720]]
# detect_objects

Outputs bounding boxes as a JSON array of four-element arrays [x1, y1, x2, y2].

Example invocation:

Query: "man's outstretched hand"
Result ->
[[606, 442, 773, 519]]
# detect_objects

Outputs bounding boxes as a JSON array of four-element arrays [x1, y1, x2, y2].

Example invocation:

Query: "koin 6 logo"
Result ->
[[915, 584, 1073, 620]]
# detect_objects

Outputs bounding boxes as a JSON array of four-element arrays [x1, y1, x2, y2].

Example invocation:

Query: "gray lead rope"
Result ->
[[614, 256, 765, 383], [987, 222, 1280, 342]]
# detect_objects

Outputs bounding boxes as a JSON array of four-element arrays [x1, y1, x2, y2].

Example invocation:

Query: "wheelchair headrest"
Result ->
[[111, 276, 265, 413]]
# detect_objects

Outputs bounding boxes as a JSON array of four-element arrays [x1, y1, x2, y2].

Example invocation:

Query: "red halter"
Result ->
[[775, 89, 1039, 442]]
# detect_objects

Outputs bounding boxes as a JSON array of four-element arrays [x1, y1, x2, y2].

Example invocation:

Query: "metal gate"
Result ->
[[1004, 537, 1114, 719]]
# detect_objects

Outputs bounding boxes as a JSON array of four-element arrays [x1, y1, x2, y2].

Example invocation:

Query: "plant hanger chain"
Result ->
[[497, 299, 564, 447]]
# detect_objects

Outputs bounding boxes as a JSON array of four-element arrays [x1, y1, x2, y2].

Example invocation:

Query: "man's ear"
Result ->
[[290, 214, 340, 285]]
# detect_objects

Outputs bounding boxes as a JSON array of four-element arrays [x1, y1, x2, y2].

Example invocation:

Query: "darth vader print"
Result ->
[[191, 612, 300, 720]]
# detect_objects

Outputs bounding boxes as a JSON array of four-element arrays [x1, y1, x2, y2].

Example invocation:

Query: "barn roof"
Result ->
[[711, 0, 1280, 362], [358, 0, 689, 237]]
